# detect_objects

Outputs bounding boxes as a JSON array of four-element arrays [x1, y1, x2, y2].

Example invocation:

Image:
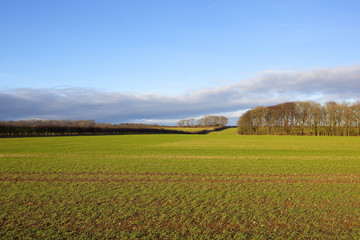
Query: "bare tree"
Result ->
[[177, 119, 185, 127], [197, 115, 229, 127]]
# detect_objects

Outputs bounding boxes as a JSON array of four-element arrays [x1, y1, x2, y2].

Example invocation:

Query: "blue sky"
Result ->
[[1, 0, 360, 125]]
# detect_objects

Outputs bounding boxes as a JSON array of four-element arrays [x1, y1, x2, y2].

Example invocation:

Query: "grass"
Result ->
[[1, 133, 360, 239]]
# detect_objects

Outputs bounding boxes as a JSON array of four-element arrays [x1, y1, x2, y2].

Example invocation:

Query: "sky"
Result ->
[[1, 0, 360, 125]]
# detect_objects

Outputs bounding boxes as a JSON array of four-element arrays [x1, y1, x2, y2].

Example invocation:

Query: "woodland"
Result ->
[[237, 101, 360, 136]]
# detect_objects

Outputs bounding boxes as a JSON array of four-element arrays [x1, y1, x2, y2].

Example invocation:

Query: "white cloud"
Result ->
[[1, 64, 360, 124]]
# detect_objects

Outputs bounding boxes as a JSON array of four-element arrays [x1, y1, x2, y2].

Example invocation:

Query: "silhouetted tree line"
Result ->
[[178, 115, 228, 127], [1, 119, 99, 128], [237, 101, 360, 136], [0, 119, 228, 137], [0, 119, 160, 128]]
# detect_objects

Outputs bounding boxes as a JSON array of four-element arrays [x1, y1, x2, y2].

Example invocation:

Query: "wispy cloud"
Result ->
[[1, 65, 360, 124]]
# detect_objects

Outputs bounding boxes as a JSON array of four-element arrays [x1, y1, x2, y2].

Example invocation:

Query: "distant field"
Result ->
[[164, 127, 215, 132], [209, 127, 237, 135], [1, 133, 360, 238]]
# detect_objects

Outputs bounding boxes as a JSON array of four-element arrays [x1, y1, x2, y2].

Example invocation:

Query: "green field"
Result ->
[[164, 127, 216, 132], [1, 130, 360, 239]]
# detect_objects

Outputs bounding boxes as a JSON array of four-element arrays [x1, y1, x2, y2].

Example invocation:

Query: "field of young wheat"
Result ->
[[1, 129, 360, 239]]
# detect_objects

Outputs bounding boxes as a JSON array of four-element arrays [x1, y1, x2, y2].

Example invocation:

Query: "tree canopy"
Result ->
[[178, 115, 228, 127]]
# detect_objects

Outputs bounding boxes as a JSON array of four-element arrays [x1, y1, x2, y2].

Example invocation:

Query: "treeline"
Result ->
[[237, 101, 360, 136], [0, 125, 193, 137], [0, 119, 173, 137], [0, 119, 159, 128], [178, 115, 228, 127], [0, 119, 229, 137]]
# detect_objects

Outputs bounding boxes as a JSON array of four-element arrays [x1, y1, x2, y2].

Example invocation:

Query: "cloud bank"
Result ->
[[1, 65, 360, 125]]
